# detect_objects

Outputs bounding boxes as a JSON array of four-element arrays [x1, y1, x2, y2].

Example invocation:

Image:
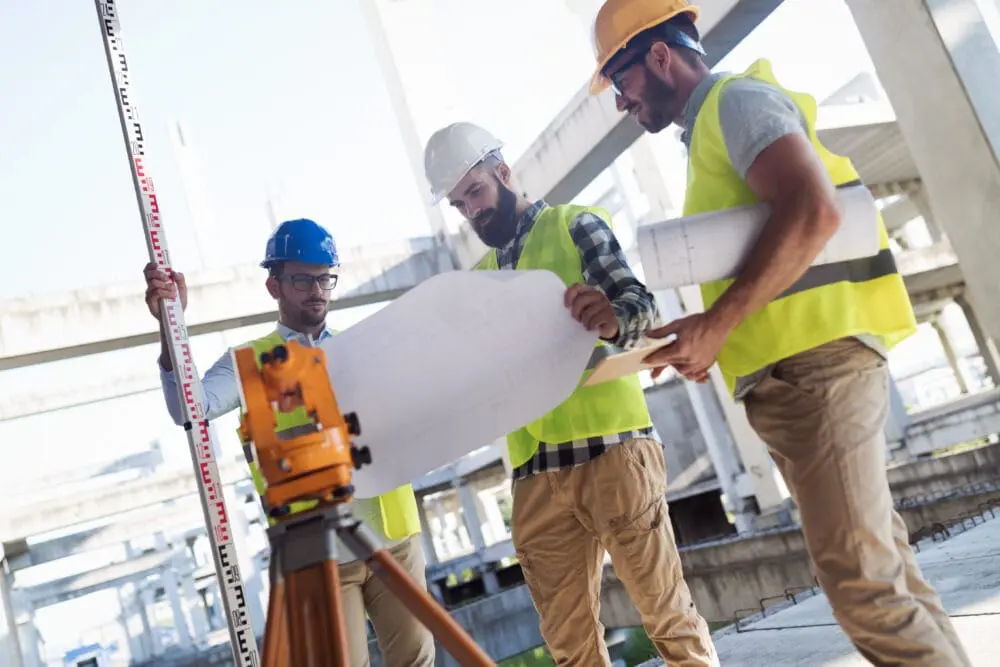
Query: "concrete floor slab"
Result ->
[[640, 509, 1000, 666]]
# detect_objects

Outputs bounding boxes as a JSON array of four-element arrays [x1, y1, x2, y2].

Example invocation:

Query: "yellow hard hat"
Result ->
[[590, 0, 700, 94]]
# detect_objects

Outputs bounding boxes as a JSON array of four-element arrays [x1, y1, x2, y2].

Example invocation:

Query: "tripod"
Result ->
[[234, 340, 496, 667]]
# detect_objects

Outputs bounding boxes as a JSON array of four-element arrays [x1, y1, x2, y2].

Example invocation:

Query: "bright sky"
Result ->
[[0, 0, 987, 658]]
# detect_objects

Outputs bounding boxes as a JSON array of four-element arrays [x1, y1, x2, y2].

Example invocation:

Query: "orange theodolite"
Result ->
[[233, 339, 494, 667]]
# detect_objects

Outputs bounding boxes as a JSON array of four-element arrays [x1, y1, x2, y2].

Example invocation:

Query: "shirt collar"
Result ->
[[498, 199, 548, 252], [276, 321, 335, 345], [679, 71, 728, 148]]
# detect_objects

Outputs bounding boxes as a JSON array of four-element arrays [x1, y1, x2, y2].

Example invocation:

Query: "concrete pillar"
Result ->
[[476, 488, 508, 545], [0, 556, 23, 667], [18, 608, 42, 667], [223, 487, 266, 636], [956, 294, 1000, 387], [140, 587, 160, 655], [845, 0, 1000, 342], [629, 135, 791, 529], [454, 480, 486, 552], [124, 542, 155, 657], [416, 498, 439, 565], [911, 187, 945, 244], [154, 533, 193, 649], [181, 554, 210, 644], [116, 586, 145, 663], [932, 317, 971, 394]]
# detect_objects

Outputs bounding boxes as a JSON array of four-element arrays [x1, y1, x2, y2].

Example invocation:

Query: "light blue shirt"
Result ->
[[158, 322, 402, 559], [158, 322, 335, 426]]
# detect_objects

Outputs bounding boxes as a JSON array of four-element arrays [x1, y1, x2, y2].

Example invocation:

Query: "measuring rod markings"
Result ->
[[93, 2, 259, 665]]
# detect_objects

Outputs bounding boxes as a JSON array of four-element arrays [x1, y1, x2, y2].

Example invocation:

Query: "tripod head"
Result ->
[[234, 340, 373, 518]]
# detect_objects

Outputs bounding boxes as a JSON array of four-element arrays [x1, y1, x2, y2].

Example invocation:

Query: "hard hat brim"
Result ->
[[589, 5, 700, 95]]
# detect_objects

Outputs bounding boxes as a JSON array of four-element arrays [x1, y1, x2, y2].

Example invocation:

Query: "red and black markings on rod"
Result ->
[[94, 1, 259, 664]]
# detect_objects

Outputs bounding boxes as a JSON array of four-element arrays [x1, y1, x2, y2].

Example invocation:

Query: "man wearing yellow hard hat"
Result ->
[[423, 121, 718, 666], [587, 1, 971, 665]]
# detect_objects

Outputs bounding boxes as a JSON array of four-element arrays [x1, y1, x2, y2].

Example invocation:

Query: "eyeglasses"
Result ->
[[278, 273, 339, 292]]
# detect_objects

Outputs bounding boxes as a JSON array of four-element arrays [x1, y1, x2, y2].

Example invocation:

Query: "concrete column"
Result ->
[[845, 0, 1000, 343], [181, 554, 210, 645], [630, 135, 791, 529], [154, 533, 193, 649], [416, 499, 439, 565], [16, 605, 41, 667], [476, 488, 508, 545], [116, 586, 144, 663], [141, 587, 160, 655], [454, 480, 486, 552], [0, 557, 24, 667], [223, 487, 266, 636], [125, 542, 155, 657], [911, 187, 945, 244], [956, 294, 1000, 386], [932, 317, 971, 394]]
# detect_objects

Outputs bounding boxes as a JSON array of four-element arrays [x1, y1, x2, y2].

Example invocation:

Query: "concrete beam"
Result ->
[[898, 388, 1000, 456], [5, 481, 256, 571], [0, 239, 449, 370], [19, 549, 178, 609], [412, 444, 505, 494], [881, 194, 922, 233], [451, 0, 786, 268], [0, 459, 250, 542], [845, 0, 1000, 344]]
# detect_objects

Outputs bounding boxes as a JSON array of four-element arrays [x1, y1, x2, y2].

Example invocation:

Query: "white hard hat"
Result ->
[[423, 122, 504, 205]]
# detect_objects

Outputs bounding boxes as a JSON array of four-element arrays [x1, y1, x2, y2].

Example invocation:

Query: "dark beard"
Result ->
[[638, 66, 677, 133], [473, 179, 519, 249]]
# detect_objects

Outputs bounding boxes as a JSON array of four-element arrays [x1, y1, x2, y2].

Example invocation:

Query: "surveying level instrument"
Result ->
[[93, 1, 259, 665], [234, 340, 495, 666]]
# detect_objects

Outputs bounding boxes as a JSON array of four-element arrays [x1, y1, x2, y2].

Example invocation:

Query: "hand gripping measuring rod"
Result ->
[[93, 2, 260, 665]]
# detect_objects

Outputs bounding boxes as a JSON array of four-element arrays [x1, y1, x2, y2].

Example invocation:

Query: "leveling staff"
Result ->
[[144, 218, 434, 667]]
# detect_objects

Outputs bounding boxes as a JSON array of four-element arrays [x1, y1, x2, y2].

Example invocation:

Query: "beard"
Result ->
[[472, 179, 519, 249], [637, 68, 679, 133]]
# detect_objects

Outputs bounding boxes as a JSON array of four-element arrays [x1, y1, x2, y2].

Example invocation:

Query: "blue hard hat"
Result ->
[[261, 218, 339, 269]]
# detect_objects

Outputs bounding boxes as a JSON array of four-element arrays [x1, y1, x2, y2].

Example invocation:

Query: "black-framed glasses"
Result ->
[[278, 273, 339, 292]]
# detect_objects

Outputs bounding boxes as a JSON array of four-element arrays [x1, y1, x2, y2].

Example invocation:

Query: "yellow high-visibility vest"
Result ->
[[474, 204, 652, 469], [684, 59, 917, 394]]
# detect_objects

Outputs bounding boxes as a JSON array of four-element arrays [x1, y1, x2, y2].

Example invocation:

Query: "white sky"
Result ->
[[0, 0, 993, 658]]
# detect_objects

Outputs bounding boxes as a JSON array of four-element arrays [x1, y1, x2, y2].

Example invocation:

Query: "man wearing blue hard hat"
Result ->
[[144, 218, 433, 666]]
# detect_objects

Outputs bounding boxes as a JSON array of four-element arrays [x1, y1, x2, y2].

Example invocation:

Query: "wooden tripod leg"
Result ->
[[286, 563, 352, 667], [262, 575, 289, 667], [370, 550, 495, 667]]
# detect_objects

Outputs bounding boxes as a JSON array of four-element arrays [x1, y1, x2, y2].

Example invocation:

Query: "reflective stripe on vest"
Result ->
[[238, 329, 421, 540], [473, 204, 653, 469], [684, 58, 917, 394]]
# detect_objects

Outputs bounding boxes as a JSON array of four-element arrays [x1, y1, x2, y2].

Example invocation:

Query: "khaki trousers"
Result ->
[[511, 437, 718, 666], [744, 338, 972, 666], [338, 535, 435, 667]]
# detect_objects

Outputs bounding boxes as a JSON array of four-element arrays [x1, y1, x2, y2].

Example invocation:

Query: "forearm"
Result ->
[[158, 317, 172, 372], [609, 287, 660, 349], [709, 188, 840, 329], [159, 349, 241, 425]]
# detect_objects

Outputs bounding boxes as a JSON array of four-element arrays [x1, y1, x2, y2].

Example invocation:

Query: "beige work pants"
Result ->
[[338, 535, 435, 667], [745, 338, 972, 666], [511, 437, 718, 666]]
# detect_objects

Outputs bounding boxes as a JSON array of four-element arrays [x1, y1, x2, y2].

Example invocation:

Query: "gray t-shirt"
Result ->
[[680, 73, 886, 399]]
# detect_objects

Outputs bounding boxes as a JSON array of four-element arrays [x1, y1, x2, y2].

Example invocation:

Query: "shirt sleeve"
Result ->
[[159, 348, 243, 426], [569, 212, 660, 350], [717, 77, 809, 179]]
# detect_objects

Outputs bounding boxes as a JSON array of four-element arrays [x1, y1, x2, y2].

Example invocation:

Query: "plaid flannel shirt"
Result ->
[[495, 201, 661, 480]]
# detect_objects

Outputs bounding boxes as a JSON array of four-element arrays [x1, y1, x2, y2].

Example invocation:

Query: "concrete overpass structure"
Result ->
[[3, 0, 1000, 665]]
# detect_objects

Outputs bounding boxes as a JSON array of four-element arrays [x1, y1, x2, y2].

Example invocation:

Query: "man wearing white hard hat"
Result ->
[[586, 1, 971, 665], [423, 121, 718, 666]]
